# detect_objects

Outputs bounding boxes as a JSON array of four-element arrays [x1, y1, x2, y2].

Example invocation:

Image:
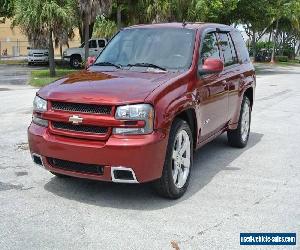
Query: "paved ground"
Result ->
[[0, 64, 299, 250]]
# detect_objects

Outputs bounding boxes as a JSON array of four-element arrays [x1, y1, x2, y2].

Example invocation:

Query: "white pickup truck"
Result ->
[[63, 38, 107, 68], [27, 48, 49, 65]]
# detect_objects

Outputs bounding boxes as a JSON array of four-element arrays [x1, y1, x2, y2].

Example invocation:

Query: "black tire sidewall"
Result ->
[[228, 96, 251, 148], [70, 56, 82, 69]]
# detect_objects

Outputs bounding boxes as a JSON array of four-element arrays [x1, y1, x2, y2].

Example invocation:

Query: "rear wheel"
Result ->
[[154, 119, 193, 199], [227, 96, 251, 148], [70, 55, 82, 69]]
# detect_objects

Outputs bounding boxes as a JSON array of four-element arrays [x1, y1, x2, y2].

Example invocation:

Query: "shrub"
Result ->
[[275, 56, 288, 62]]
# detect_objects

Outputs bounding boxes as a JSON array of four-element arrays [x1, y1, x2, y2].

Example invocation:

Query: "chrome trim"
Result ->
[[111, 166, 139, 183], [69, 115, 83, 125]]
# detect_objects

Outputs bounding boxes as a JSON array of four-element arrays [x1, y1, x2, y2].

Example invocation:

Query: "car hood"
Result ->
[[64, 47, 82, 54], [38, 68, 181, 105]]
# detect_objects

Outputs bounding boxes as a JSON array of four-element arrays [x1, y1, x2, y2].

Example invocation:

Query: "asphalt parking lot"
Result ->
[[0, 64, 299, 249]]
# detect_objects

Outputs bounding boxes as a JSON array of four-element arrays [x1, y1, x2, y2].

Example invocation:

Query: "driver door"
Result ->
[[89, 40, 99, 57], [196, 32, 229, 141]]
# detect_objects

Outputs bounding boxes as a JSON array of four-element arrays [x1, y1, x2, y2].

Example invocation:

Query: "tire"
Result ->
[[153, 118, 193, 199], [50, 171, 69, 178], [227, 96, 251, 148], [28, 62, 33, 66], [70, 55, 82, 69]]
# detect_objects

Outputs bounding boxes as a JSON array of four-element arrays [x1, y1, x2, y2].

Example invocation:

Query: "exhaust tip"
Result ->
[[32, 153, 44, 167], [111, 166, 138, 183]]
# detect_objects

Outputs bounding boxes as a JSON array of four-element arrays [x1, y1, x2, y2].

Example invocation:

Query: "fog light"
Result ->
[[32, 116, 48, 127]]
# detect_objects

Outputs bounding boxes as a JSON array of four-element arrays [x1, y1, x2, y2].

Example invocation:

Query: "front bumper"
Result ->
[[28, 56, 49, 63], [63, 56, 71, 62], [28, 123, 168, 183]]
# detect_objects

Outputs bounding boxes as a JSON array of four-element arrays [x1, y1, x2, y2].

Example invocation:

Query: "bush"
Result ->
[[93, 16, 118, 39], [275, 56, 288, 62]]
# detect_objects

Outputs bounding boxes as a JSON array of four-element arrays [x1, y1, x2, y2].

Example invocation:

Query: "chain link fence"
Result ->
[[0, 40, 29, 58], [0, 40, 82, 60]]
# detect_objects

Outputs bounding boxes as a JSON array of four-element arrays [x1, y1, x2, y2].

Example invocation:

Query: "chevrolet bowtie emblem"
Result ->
[[69, 115, 83, 124]]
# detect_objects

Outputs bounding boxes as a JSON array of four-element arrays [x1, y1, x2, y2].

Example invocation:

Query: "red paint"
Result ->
[[202, 58, 224, 73], [28, 23, 255, 183]]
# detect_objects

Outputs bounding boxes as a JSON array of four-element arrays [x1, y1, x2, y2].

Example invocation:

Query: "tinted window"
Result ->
[[199, 32, 220, 65], [95, 28, 196, 71], [98, 40, 106, 48], [89, 40, 97, 48], [231, 31, 250, 63], [218, 33, 237, 67]]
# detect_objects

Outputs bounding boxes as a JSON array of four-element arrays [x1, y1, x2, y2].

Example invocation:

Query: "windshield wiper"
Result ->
[[127, 63, 167, 71], [93, 62, 122, 69]]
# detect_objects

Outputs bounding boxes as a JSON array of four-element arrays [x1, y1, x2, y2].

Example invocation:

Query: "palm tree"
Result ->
[[77, 0, 112, 60], [14, 0, 74, 77]]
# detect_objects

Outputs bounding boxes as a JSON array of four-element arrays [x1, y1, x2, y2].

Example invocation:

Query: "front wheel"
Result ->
[[227, 96, 251, 148], [153, 119, 193, 199], [70, 56, 82, 69]]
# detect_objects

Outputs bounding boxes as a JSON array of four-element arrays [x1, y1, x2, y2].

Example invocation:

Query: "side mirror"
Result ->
[[199, 58, 224, 75], [86, 56, 96, 69]]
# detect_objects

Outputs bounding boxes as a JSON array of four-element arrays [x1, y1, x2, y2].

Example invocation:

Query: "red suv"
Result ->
[[28, 23, 255, 199]]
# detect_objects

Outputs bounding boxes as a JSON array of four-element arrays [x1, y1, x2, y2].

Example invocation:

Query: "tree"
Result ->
[[270, 0, 300, 62], [77, 0, 112, 60], [0, 0, 14, 23], [14, 0, 74, 77], [193, 0, 239, 24], [234, 0, 274, 61]]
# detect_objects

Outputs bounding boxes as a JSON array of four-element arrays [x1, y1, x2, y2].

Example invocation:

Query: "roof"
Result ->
[[125, 22, 232, 31]]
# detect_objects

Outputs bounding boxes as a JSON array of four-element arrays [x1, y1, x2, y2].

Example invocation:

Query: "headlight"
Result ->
[[113, 104, 154, 135], [33, 96, 47, 112], [28, 53, 33, 56]]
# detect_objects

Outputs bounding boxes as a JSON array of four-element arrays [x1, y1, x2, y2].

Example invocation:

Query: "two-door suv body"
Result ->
[[28, 23, 255, 198]]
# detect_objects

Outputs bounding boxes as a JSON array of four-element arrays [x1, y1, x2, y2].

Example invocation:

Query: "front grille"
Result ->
[[52, 121, 108, 134], [48, 158, 104, 175], [52, 101, 112, 115]]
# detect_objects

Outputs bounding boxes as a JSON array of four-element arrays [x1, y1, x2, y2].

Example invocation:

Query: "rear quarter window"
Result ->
[[231, 31, 250, 64]]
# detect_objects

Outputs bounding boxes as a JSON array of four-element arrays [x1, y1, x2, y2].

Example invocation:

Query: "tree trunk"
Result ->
[[117, 5, 122, 30], [59, 45, 62, 59], [296, 43, 300, 57], [49, 29, 56, 77], [271, 19, 279, 63], [89, 22, 94, 38], [84, 13, 90, 61], [252, 31, 257, 62]]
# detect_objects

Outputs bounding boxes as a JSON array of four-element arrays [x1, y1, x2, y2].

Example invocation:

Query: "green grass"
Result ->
[[30, 68, 76, 87], [0, 59, 27, 65], [276, 60, 300, 66]]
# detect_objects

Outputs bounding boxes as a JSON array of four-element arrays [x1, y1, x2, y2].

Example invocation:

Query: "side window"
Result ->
[[199, 32, 220, 65], [227, 33, 238, 64], [98, 40, 106, 48], [89, 40, 97, 49], [218, 33, 238, 67], [231, 31, 250, 63]]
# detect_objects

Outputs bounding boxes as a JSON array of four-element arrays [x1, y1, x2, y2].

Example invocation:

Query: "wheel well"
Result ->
[[71, 54, 82, 61], [244, 87, 253, 108], [176, 109, 197, 148]]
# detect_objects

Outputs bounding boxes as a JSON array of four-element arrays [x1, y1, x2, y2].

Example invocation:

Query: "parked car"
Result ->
[[28, 23, 255, 199], [27, 48, 49, 65], [255, 49, 271, 62], [63, 38, 107, 68]]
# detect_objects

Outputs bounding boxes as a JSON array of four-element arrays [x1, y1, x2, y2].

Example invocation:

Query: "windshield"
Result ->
[[95, 28, 196, 71]]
